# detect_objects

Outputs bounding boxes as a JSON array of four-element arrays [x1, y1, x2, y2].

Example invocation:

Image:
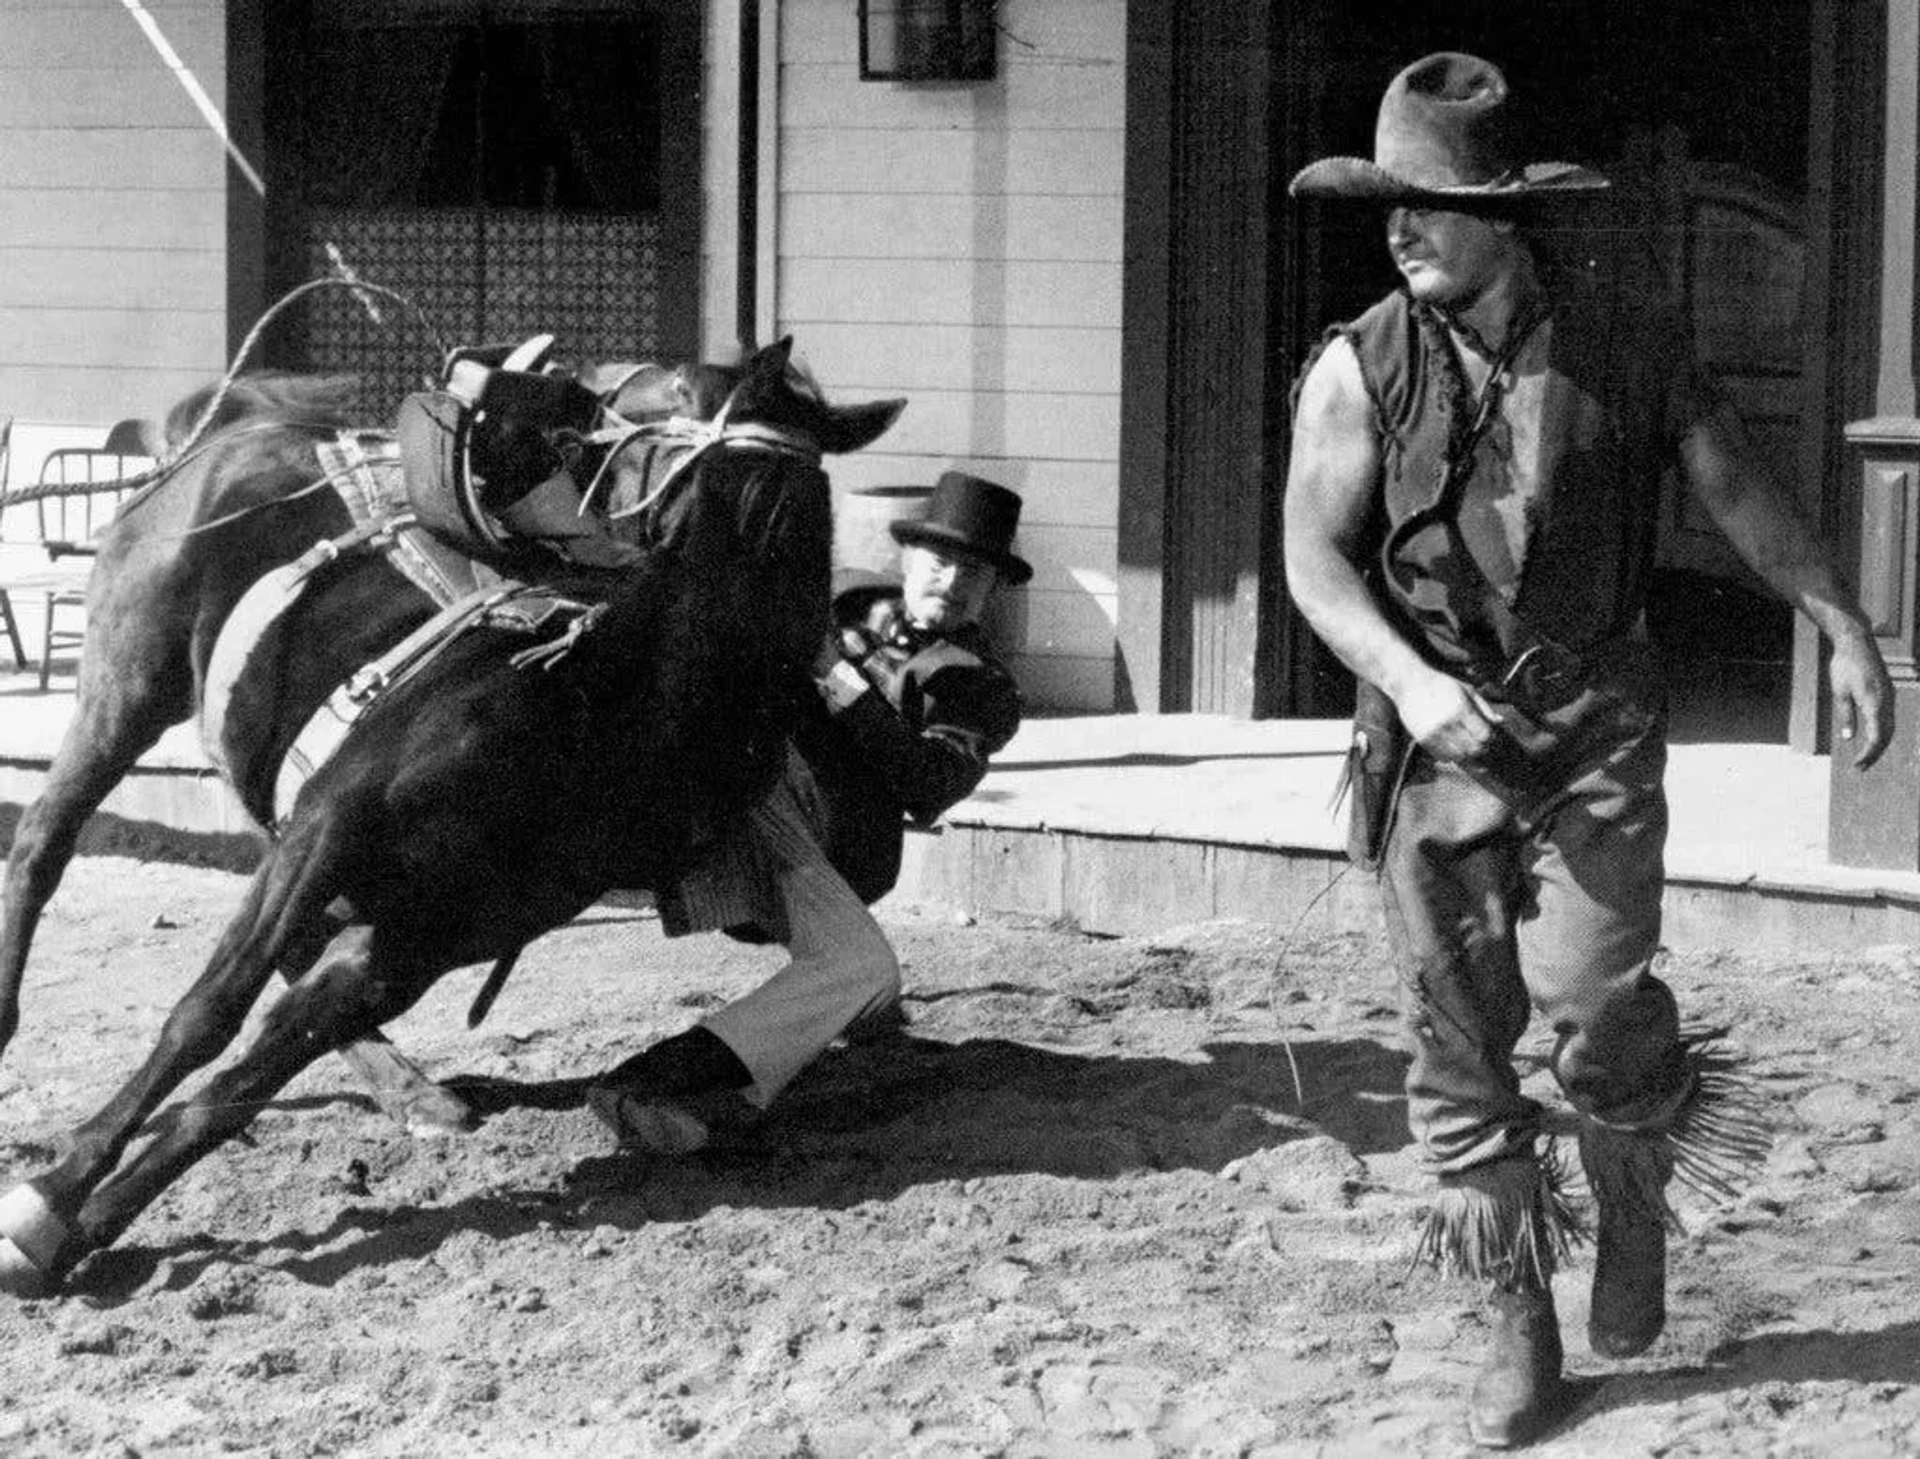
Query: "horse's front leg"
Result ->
[[0, 818, 341, 1292], [0, 599, 194, 1059], [72, 931, 445, 1266]]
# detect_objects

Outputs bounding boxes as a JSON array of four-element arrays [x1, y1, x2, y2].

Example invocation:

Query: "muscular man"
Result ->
[[587, 472, 1026, 1150], [1283, 53, 1891, 1448]]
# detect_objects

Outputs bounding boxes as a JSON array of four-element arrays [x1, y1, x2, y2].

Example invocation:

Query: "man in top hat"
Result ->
[[800, 469, 1027, 911], [1282, 52, 1891, 1447], [584, 471, 1025, 1150]]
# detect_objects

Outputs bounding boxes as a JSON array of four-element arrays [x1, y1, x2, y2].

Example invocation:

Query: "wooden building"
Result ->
[[1, 0, 1915, 740]]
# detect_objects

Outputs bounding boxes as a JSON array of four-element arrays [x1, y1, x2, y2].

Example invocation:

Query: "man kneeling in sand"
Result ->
[[586, 472, 1027, 1150]]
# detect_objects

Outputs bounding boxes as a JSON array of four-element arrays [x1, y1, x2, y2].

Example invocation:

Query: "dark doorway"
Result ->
[[257, 1, 700, 420], [1273, 0, 1817, 738]]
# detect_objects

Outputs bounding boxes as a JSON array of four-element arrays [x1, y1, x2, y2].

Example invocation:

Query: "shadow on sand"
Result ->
[[1567, 1320, 1920, 1424], [70, 1027, 1412, 1297]]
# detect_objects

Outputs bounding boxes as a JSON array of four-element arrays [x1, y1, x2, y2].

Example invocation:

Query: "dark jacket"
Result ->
[[794, 586, 1022, 904]]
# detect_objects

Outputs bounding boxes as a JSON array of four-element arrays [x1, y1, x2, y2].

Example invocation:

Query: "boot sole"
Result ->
[[1467, 1380, 1573, 1450], [585, 1086, 711, 1155], [1589, 1224, 1667, 1359], [1589, 1321, 1663, 1359]]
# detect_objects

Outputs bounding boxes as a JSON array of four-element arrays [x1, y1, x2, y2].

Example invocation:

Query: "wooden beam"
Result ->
[[225, 0, 268, 362], [1790, 0, 1889, 751], [735, 0, 761, 352], [1115, 0, 1173, 712], [653, 1, 704, 363], [1880, 0, 1920, 419]]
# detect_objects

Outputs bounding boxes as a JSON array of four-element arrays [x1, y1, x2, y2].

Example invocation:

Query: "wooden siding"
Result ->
[[774, 0, 1127, 711], [0, 0, 227, 472]]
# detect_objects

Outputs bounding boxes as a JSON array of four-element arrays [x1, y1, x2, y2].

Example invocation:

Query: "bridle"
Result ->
[[577, 374, 823, 528]]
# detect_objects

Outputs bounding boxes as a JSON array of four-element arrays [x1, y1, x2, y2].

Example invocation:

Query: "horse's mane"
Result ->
[[165, 371, 368, 448]]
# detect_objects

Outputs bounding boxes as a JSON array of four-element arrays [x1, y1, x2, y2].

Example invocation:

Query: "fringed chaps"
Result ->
[[1575, 1026, 1772, 1223], [1414, 1145, 1585, 1289]]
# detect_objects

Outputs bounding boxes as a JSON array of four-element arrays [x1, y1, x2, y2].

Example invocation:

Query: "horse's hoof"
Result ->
[[0, 1185, 67, 1296], [0, 1238, 53, 1297], [399, 1086, 479, 1138]]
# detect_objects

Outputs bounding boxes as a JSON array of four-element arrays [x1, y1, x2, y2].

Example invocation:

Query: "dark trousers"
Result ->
[[1378, 662, 1692, 1175]]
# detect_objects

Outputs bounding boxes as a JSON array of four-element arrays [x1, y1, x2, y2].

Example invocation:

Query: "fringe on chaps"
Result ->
[[1415, 1028, 1772, 1284]]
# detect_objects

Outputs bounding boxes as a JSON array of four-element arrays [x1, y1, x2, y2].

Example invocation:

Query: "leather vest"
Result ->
[[1332, 268, 1716, 675]]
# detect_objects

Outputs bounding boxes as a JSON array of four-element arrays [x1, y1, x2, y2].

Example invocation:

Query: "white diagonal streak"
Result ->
[[118, 0, 267, 197]]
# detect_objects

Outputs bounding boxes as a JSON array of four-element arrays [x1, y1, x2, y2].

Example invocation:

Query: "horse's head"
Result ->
[[600, 338, 905, 454], [593, 338, 904, 559], [590, 339, 904, 711]]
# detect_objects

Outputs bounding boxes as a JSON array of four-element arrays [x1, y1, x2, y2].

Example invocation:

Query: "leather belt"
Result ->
[[1473, 635, 1637, 717]]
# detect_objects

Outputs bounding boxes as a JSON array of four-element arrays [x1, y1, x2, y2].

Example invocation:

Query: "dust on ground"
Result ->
[[0, 855, 1915, 1457]]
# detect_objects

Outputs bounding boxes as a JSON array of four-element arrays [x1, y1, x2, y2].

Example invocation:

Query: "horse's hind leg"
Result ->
[[74, 928, 443, 1271], [0, 560, 196, 1060], [1, 594, 463, 1133], [0, 814, 339, 1290]]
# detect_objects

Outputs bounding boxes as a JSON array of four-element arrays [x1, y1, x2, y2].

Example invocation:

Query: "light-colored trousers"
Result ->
[[669, 748, 900, 1107]]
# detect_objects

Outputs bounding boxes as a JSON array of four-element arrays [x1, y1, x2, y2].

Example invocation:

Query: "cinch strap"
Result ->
[[198, 515, 413, 782], [271, 583, 595, 829]]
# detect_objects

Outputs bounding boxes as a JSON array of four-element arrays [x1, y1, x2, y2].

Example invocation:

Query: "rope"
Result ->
[[170, 277, 445, 464], [123, 459, 379, 545], [1262, 861, 1352, 1108], [0, 275, 439, 533], [0, 418, 344, 513], [0, 458, 167, 510]]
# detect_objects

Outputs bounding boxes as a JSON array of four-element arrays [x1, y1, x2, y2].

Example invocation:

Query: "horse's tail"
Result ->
[[163, 371, 367, 449], [0, 373, 367, 512]]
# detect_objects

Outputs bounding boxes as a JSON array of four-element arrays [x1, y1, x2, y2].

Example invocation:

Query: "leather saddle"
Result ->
[[395, 334, 638, 571]]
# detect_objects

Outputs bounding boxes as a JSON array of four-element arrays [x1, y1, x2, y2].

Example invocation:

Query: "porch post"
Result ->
[[1115, 0, 1172, 712], [1829, 0, 1920, 868], [1114, 0, 1283, 716]]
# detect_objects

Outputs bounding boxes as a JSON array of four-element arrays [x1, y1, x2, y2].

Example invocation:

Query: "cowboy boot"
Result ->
[[586, 1027, 756, 1155], [1414, 1153, 1578, 1447], [1581, 1126, 1672, 1358], [1468, 1274, 1567, 1449]]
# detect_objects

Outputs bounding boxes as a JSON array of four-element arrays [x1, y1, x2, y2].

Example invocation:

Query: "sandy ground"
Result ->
[[0, 855, 1915, 1457]]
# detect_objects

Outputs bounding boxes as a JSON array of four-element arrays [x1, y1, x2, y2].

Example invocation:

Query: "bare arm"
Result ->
[[1282, 337, 1500, 760], [1681, 404, 1893, 767]]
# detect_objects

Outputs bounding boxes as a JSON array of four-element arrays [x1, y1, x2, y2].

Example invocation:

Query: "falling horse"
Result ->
[[0, 338, 903, 1293]]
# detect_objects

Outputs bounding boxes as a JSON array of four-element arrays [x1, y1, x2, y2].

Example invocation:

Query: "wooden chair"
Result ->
[[0, 415, 21, 671], [7, 428, 154, 689]]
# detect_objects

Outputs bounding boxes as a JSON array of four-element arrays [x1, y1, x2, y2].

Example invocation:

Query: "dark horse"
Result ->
[[0, 338, 902, 1293]]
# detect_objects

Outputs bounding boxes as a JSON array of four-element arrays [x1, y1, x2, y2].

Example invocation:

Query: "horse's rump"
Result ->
[[162, 372, 365, 453]]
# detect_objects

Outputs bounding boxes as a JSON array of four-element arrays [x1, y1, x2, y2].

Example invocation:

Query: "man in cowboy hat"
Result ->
[[1282, 52, 1891, 1447], [584, 470, 1025, 1146]]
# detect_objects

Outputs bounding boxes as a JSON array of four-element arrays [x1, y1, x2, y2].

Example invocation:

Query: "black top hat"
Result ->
[[890, 471, 1032, 586], [1288, 52, 1608, 201]]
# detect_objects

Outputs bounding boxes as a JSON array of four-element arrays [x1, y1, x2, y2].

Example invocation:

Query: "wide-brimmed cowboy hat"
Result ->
[[1288, 52, 1608, 201], [889, 471, 1032, 586]]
